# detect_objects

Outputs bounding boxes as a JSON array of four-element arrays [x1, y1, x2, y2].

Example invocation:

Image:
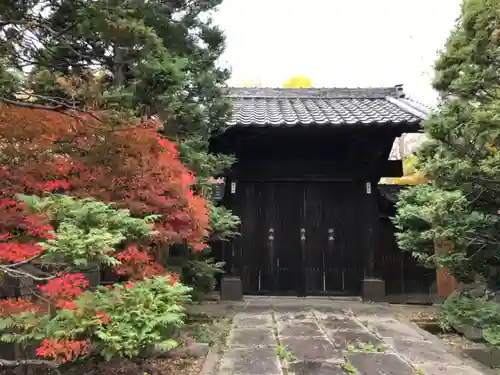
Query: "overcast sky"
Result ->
[[213, 0, 462, 105]]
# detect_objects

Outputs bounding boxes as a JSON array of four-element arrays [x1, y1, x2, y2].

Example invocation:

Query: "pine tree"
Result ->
[[394, 0, 500, 345]]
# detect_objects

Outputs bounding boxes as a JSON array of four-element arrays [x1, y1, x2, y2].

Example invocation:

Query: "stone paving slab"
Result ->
[[232, 313, 273, 328], [309, 307, 346, 316], [345, 352, 415, 375], [275, 311, 315, 321], [417, 363, 487, 375], [218, 347, 282, 375], [227, 328, 276, 348], [287, 361, 347, 375], [318, 316, 366, 331], [343, 304, 393, 317], [387, 337, 465, 366], [216, 306, 490, 375], [364, 318, 426, 340], [324, 329, 383, 349], [280, 337, 342, 362], [278, 321, 324, 337]]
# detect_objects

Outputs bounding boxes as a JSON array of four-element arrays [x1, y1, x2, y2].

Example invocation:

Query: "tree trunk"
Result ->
[[435, 238, 458, 297]]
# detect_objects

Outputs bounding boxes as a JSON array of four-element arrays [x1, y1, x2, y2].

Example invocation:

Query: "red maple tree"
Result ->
[[0, 105, 209, 252]]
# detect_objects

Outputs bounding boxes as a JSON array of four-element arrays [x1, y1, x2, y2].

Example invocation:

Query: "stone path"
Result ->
[[215, 306, 490, 375]]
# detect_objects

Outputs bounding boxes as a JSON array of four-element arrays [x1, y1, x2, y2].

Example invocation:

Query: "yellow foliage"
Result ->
[[282, 75, 312, 88], [387, 171, 428, 185], [380, 155, 429, 185], [402, 155, 418, 175]]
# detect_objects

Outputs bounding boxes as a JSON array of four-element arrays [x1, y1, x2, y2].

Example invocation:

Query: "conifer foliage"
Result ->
[[394, 0, 500, 346]]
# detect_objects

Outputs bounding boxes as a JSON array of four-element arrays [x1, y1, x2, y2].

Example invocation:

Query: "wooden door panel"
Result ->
[[304, 182, 364, 294], [304, 183, 344, 294], [303, 183, 326, 293], [272, 182, 302, 294], [236, 181, 303, 294], [237, 182, 261, 293], [255, 182, 276, 293]]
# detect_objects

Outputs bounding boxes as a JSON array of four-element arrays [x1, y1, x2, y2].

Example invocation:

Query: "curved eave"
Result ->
[[385, 97, 429, 121], [224, 119, 422, 132]]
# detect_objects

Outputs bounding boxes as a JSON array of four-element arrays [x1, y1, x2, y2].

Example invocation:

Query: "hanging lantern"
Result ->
[[209, 177, 226, 202]]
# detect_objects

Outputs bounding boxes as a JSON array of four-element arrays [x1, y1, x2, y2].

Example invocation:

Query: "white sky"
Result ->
[[214, 0, 462, 106]]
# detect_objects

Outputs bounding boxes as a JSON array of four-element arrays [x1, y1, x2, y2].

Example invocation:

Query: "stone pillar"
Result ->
[[361, 278, 386, 302], [220, 276, 243, 301], [435, 238, 458, 298]]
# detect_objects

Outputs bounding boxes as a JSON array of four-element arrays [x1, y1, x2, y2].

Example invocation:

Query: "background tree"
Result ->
[[393, 0, 500, 346], [282, 75, 312, 88], [239, 78, 264, 87]]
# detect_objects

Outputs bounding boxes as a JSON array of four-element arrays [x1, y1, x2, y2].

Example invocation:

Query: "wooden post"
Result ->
[[361, 181, 386, 301], [364, 181, 381, 279], [299, 227, 306, 296], [435, 238, 458, 297]]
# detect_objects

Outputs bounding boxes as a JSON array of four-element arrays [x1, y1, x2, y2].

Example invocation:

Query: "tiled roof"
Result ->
[[226, 86, 428, 128]]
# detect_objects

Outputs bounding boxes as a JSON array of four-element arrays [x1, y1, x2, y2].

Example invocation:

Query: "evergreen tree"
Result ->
[[394, 0, 500, 345], [0, 0, 238, 240]]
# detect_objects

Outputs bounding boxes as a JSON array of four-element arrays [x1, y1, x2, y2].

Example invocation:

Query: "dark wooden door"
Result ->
[[236, 182, 302, 294], [303, 182, 364, 295], [236, 181, 363, 295]]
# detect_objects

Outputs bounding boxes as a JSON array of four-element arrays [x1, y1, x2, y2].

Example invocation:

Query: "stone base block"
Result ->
[[361, 278, 386, 302], [463, 345, 500, 367], [220, 276, 243, 301]]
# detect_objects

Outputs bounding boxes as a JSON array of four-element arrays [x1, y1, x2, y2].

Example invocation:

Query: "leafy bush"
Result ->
[[0, 276, 191, 361], [440, 293, 500, 347], [91, 277, 191, 359], [0, 194, 192, 370], [181, 255, 225, 300], [20, 194, 156, 267]]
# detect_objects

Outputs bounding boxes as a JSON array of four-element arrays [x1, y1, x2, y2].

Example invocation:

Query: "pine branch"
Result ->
[[0, 358, 61, 375], [3, 253, 45, 268], [0, 265, 67, 281], [1, 98, 64, 111]]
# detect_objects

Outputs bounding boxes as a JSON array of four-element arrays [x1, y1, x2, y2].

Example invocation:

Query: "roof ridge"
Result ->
[[228, 86, 398, 89], [227, 86, 403, 100]]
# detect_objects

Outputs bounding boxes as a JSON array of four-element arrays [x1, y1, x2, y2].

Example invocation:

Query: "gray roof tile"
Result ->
[[226, 86, 427, 128]]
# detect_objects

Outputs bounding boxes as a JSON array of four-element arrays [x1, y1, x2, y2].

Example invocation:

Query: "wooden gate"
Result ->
[[235, 181, 364, 295]]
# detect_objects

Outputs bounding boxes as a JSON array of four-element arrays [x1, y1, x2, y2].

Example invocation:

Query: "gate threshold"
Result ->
[[244, 295, 362, 302]]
